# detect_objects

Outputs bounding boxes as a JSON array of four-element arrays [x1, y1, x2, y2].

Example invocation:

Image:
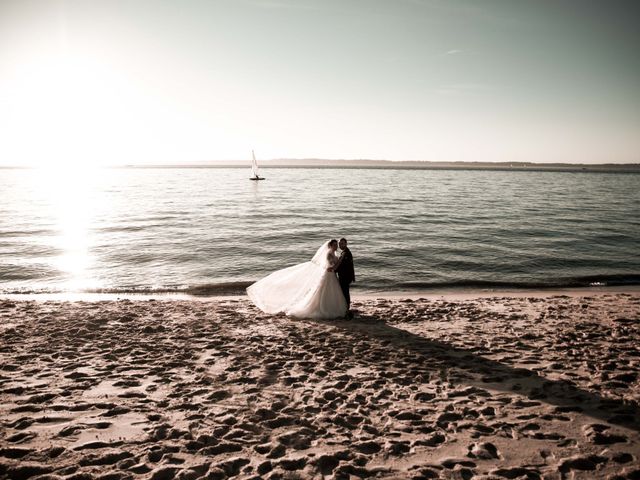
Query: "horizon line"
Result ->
[[2, 159, 639, 171]]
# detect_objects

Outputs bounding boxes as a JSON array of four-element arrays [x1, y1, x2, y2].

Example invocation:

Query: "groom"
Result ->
[[336, 238, 355, 318]]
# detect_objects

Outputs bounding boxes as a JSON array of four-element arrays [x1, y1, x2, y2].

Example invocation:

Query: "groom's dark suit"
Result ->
[[336, 248, 355, 308]]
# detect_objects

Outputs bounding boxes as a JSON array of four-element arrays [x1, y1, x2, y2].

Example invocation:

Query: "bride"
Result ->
[[247, 239, 348, 319]]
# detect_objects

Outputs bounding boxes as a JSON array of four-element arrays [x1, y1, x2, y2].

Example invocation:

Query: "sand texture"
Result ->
[[1, 293, 639, 479]]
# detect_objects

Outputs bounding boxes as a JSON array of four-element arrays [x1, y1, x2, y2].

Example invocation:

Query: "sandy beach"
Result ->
[[1, 291, 639, 479]]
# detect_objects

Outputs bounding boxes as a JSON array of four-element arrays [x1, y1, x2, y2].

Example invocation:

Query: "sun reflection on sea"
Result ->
[[32, 166, 103, 292]]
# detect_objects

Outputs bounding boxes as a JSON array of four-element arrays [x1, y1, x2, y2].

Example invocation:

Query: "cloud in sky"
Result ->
[[434, 82, 493, 96], [245, 0, 320, 10]]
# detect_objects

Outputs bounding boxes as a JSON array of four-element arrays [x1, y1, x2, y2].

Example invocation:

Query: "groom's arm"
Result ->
[[334, 252, 346, 270], [349, 252, 355, 282]]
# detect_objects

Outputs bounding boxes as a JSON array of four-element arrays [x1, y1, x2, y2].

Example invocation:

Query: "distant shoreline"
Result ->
[[2, 160, 639, 173]]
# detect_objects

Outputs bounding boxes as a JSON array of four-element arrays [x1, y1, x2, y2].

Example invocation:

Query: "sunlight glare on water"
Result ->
[[30, 166, 101, 292]]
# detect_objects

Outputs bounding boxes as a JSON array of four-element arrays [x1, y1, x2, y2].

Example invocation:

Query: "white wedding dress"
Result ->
[[247, 241, 348, 319]]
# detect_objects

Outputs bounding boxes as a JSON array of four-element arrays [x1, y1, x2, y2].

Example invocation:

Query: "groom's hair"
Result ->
[[339, 238, 347, 244]]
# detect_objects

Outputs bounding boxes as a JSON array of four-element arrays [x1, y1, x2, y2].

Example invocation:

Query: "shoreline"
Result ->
[[2, 284, 639, 302]]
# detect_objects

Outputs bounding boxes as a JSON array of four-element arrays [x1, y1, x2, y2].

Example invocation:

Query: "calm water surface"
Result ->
[[1, 167, 639, 294]]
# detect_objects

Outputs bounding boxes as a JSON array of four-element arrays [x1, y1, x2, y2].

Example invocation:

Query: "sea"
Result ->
[[1, 167, 639, 296]]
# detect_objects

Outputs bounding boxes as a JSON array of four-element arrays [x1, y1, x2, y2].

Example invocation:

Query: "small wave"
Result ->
[[80, 282, 254, 296], [184, 282, 254, 295], [396, 274, 640, 291], [2, 274, 639, 297], [0, 281, 254, 296]]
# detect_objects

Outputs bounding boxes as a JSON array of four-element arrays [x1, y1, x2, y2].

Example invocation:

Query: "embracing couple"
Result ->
[[247, 238, 355, 320]]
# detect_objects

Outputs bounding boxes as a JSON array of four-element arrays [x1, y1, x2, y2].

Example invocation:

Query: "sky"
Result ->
[[0, 0, 639, 167]]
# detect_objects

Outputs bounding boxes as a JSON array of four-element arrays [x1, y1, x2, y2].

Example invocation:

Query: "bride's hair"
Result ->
[[329, 239, 338, 247]]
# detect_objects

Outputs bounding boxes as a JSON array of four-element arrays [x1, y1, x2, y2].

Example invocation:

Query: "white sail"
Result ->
[[251, 150, 259, 178]]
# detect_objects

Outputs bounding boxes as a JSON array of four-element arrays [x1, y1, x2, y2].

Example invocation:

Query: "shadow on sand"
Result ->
[[310, 312, 640, 433]]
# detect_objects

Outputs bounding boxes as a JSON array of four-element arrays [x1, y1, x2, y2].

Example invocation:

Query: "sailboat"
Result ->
[[250, 150, 265, 181]]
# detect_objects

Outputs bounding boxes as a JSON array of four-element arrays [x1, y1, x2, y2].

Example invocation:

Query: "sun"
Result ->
[[3, 47, 137, 168]]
